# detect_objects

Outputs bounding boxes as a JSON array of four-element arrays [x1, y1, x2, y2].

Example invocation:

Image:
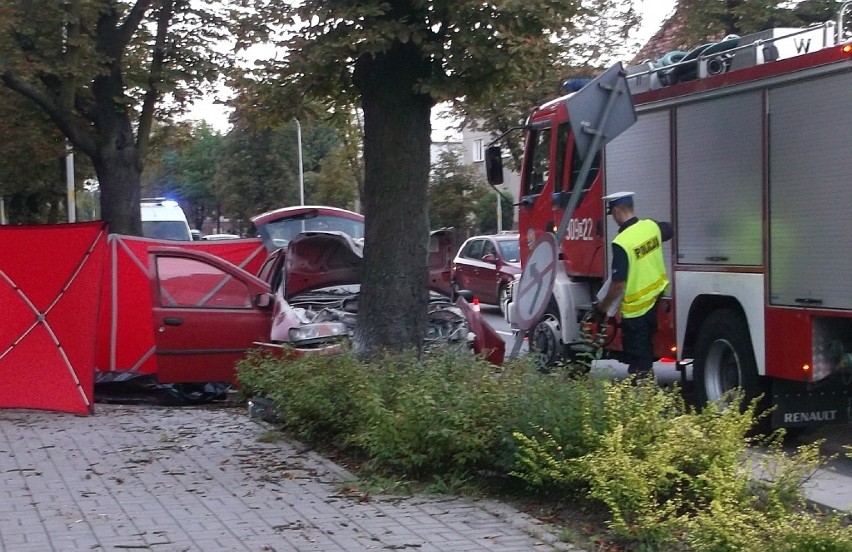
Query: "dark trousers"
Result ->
[[621, 299, 659, 374]]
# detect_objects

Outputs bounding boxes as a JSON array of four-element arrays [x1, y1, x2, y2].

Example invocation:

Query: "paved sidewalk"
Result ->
[[0, 405, 574, 552], [792, 425, 852, 512]]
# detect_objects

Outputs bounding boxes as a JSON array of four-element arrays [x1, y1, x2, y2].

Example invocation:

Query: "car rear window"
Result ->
[[498, 239, 520, 263], [262, 214, 365, 248]]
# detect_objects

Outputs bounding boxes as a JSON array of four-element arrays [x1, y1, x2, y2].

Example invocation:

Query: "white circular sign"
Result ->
[[514, 233, 557, 330]]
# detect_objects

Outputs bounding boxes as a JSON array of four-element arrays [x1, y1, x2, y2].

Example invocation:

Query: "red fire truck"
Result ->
[[489, 8, 852, 428]]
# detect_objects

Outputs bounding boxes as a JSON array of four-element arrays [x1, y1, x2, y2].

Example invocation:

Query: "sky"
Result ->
[[634, 0, 678, 45], [186, 0, 678, 136]]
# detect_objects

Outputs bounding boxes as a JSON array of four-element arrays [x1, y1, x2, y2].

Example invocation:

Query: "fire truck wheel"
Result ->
[[694, 309, 768, 415], [530, 304, 563, 368]]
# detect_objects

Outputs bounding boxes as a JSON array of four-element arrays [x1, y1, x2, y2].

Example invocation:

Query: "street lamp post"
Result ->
[[66, 145, 76, 222], [496, 190, 502, 232], [295, 119, 304, 206]]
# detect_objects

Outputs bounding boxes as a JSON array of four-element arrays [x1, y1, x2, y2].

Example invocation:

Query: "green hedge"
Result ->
[[237, 348, 851, 551]]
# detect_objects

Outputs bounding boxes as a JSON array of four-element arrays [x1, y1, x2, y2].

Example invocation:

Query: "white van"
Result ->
[[140, 198, 192, 241]]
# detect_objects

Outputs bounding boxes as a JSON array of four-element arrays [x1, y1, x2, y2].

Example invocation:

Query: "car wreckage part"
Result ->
[[284, 291, 476, 353]]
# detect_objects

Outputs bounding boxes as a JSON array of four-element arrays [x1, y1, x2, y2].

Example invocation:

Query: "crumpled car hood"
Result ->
[[283, 231, 363, 299], [268, 229, 504, 363], [282, 229, 456, 299]]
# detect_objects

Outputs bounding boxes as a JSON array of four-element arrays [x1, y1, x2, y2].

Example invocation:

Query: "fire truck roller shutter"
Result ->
[[676, 91, 763, 267], [604, 109, 673, 292], [768, 71, 852, 310]]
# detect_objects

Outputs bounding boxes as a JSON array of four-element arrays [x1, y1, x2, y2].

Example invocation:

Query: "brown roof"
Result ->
[[630, 5, 732, 66], [630, 8, 687, 65]]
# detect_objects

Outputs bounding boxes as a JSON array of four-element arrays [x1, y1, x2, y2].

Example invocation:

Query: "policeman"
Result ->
[[594, 192, 673, 379]]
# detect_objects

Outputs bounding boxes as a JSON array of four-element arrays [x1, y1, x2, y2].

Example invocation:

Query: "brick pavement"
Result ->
[[0, 405, 577, 552]]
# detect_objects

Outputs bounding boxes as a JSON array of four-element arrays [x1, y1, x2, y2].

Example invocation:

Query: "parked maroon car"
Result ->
[[451, 233, 521, 313]]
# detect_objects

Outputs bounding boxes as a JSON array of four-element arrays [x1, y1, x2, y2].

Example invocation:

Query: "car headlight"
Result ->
[[289, 322, 349, 346]]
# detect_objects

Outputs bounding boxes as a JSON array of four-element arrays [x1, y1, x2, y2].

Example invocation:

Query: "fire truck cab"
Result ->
[[492, 6, 852, 428]]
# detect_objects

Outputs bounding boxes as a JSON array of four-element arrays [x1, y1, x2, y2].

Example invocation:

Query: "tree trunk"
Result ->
[[353, 43, 433, 357], [92, 121, 143, 236]]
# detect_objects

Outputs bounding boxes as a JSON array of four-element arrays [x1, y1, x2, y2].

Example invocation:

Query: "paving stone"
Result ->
[[0, 405, 574, 551]]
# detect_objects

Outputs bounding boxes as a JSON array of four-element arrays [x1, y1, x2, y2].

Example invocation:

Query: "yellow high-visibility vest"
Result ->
[[613, 219, 669, 318]]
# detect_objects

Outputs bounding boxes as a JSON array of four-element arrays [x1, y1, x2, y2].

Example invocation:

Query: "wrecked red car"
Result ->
[[257, 230, 502, 363], [251, 206, 504, 364], [114, 206, 504, 392]]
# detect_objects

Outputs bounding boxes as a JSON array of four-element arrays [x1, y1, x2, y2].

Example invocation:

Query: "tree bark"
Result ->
[[86, 64, 144, 235], [352, 42, 433, 357], [94, 143, 143, 236]]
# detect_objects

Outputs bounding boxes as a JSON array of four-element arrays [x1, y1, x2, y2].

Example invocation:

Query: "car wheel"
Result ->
[[529, 303, 564, 369], [694, 309, 768, 420], [498, 284, 509, 314]]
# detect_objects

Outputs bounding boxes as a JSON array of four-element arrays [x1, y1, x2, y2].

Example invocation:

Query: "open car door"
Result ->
[[428, 228, 455, 297], [149, 247, 272, 384]]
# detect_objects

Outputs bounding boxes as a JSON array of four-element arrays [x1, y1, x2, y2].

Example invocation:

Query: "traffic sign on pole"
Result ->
[[508, 233, 558, 359]]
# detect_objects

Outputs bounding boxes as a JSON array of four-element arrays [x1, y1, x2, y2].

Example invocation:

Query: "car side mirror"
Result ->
[[255, 292, 274, 308], [481, 253, 498, 264], [485, 146, 504, 185]]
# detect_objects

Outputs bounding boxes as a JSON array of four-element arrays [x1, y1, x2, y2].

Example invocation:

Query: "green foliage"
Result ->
[[237, 349, 849, 550], [212, 119, 356, 232], [673, 0, 846, 46], [239, 348, 514, 478], [214, 122, 302, 226], [0, 0, 234, 234], [428, 148, 488, 231], [172, 125, 224, 228], [0, 87, 79, 223], [499, 369, 608, 479], [143, 121, 224, 229], [237, 350, 371, 447], [570, 387, 758, 546], [310, 146, 359, 210], [682, 506, 852, 552], [355, 351, 510, 478], [236, 0, 604, 113], [511, 378, 850, 549], [474, 189, 516, 234]]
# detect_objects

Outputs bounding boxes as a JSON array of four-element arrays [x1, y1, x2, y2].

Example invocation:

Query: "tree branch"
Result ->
[[114, 0, 154, 52], [137, 0, 174, 159], [60, 0, 82, 112], [1, 71, 98, 157]]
